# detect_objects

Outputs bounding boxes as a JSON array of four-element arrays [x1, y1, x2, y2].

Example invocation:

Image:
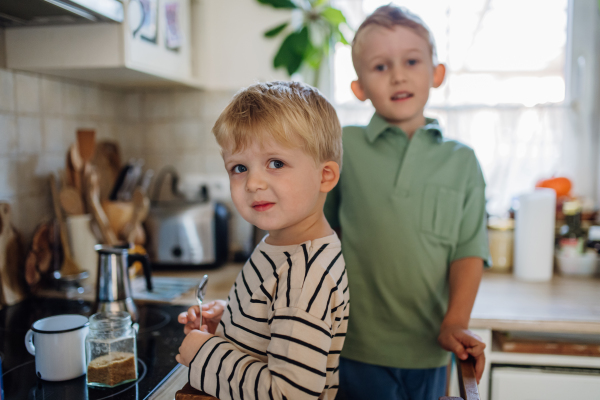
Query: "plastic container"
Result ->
[[555, 250, 598, 277], [86, 311, 137, 387], [513, 189, 556, 282]]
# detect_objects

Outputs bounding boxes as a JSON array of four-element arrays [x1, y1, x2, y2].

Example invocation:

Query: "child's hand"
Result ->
[[177, 300, 227, 334], [438, 325, 486, 383], [175, 329, 214, 367]]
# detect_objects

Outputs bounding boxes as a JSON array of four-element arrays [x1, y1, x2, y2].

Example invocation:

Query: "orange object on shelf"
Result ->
[[535, 177, 572, 198]]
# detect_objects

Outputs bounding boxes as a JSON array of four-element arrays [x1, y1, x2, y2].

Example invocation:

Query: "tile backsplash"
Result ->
[[0, 67, 235, 242]]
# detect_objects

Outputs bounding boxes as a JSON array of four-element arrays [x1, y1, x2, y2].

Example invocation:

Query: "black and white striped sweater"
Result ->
[[189, 233, 349, 400]]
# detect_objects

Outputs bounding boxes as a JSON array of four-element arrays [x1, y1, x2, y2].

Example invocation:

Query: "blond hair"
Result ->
[[352, 5, 438, 69], [212, 81, 342, 167]]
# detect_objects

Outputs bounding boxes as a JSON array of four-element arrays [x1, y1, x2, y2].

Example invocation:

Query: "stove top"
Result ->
[[0, 297, 188, 400]]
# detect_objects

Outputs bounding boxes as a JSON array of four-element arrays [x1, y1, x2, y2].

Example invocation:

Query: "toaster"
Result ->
[[145, 167, 229, 268], [146, 200, 228, 267]]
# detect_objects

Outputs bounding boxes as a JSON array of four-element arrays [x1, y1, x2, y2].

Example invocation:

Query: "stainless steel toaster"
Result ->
[[145, 167, 229, 267]]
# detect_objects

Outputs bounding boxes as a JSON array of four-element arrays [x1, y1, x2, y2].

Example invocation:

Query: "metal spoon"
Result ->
[[196, 275, 209, 328]]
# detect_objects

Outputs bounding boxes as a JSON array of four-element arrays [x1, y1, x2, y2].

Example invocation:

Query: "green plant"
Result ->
[[258, 0, 350, 88]]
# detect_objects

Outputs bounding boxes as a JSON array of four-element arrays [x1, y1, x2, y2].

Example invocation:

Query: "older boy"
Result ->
[[324, 5, 488, 400], [176, 81, 349, 400]]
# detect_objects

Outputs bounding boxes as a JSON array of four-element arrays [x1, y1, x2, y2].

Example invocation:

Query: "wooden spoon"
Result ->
[[59, 187, 84, 216], [121, 188, 150, 244], [85, 167, 119, 246], [93, 141, 121, 201], [49, 175, 86, 278], [77, 129, 96, 166], [69, 143, 84, 193]]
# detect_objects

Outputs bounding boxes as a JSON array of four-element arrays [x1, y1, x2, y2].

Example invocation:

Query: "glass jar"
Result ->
[[488, 217, 514, 272], [86, 311, 137, 387]]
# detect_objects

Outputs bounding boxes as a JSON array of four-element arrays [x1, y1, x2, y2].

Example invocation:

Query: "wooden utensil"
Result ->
[[85, 168, 119, 246], [69, 143, 84, 193], [120, 188, 150, 244], [0, 203, 26, 306], [93, 141, 121, 201], [49, 175, 86, 278], [59, 186, 85, 216], [77, 129, 96, 166]]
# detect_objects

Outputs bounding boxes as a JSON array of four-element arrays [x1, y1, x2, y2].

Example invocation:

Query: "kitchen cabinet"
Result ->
[[453, 273, 600, 400], [4, 0, 197, 87], [191, 0, 289, 90], [491, 366, 600, 400]]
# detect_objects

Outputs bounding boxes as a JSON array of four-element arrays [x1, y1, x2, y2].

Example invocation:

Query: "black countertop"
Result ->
[[0, 297, 188, 400]]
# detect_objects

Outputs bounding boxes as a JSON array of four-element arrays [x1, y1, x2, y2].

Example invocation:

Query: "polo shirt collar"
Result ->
[[365, 113, 443, 143]]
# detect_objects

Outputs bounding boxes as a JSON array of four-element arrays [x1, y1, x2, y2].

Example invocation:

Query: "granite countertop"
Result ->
[[470, 272, 600, 333]]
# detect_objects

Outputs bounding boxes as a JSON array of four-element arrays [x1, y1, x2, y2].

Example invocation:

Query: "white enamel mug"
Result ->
[[24, 314, 89, 381]]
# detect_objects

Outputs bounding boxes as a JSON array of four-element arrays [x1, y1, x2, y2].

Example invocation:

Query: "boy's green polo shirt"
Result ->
[[324, 113, 489, 369]]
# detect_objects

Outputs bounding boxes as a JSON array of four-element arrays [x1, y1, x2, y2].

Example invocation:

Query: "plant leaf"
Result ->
[[264, 22, 289, 37], [273, 28, 310, 75], [320, 7, 346, 26], [257, 0, 298, 9]]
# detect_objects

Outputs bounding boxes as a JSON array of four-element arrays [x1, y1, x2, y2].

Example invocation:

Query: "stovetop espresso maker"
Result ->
[[93, 245, 153, 323]]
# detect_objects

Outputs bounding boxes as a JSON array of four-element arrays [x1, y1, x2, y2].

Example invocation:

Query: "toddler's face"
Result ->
[[353, 25, 444, 133], [222, 139, 324, 236]]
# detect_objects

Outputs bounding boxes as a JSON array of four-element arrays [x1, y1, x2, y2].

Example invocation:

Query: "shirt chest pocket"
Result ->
[[420, 184, 464, 241]]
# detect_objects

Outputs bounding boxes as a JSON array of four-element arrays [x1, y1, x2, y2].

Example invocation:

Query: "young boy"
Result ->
[[324, 5, 488, 400], [176, 81, 349, 400]]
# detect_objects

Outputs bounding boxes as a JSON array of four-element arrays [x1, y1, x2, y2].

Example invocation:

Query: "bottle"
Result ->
[[587, 226, 600, 255], [86, 311, 137, 387], [487, 217, 514, 272], [559, 200, 585, 256]]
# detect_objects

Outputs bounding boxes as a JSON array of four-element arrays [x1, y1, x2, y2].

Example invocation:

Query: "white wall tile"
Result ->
[[201, 90, 234, 120], [40, 77, 63, 115], [42, 117, 65, 152], [62, 82, 85, 116], [0, 157, 17, 198], [174, 121, 202, 150], [17, 116, 42, 153], [82, 85, 101, 118], [101, 90, 120, 119], [14, 154, 44, 196], [0, 69, 15, 112], [205, 153, 227, 174], [0, 113, 18, 155], [15, 73, 40, 114], [143, 91, 174, 120], [121, 92, 142, 122], [174, 154, 204, 176], [145, 122, 175, 154], [173, 90, 204, 119], [11, 193, 53, 240]]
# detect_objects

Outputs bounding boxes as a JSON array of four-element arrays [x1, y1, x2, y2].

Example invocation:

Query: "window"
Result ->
[[332, 0, 574, 215]]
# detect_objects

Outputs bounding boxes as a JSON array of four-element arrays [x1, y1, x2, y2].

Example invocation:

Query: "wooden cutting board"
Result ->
[[175, 383, 219, 400], [0, 203, 26, 306]]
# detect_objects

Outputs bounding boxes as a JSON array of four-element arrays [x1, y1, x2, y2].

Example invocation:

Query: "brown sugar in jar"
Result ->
[[86, 312, 138, 387], [87, 352, 137, 387]]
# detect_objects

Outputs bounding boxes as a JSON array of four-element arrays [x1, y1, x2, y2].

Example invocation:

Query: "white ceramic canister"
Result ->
[[66, 214, 99, 288]]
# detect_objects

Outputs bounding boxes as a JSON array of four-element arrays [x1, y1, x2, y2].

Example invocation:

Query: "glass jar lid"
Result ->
[[89, 311, 132, 331]]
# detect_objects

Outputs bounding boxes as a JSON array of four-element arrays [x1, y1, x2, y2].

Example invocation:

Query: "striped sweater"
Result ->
[[189, 233, 349, 400]]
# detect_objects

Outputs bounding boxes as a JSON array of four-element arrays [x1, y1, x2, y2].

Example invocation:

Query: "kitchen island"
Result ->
[[463, 272, 600, 400]]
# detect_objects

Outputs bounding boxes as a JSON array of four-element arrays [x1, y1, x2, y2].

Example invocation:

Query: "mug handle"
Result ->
[[25, 329, 35, 355]]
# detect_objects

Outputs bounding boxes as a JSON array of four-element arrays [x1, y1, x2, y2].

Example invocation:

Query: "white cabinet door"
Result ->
[[491, 367, 600, 400], [192, 0, 289, 90]]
